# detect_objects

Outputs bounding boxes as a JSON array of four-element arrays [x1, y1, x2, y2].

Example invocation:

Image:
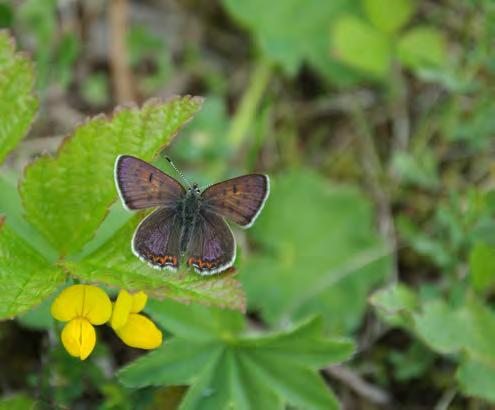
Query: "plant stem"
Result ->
[[225, 57, 273, 154], [109, 0, 134, 103], [352, 102, 398, 283]]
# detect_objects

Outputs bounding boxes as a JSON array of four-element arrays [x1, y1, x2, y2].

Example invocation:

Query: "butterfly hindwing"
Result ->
[[115, 155, 185, 210], [201, 174, 269, 228], [132, 207, 181, 271], [186, 210, 236, 275]]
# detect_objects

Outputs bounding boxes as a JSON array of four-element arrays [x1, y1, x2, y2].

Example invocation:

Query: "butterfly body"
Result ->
[[178, 186, 201, 254], [114, 155, 269, 275]]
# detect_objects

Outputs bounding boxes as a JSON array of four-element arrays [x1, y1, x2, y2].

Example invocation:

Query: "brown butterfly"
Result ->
[[114, 155, 269, 275]]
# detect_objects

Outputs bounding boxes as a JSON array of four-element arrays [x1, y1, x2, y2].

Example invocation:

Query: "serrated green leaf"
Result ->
[[397, 26, 447, 70], [222, 0, 360, 85], [332, 15, 392, 78], [363, 0, 415, 34], [456, 358, 495, 403], [469, 242, 495, 292], [0, 30, 38, 164], [0, 218, 65, 320], [20, 96, 203, 256], [65, 217, 246, 312], [119, 301, 353, 410], [17, 286, 62, 330], [241, 170, 391, 334]]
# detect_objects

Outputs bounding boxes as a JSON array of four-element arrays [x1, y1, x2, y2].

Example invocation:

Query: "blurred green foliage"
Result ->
[[243, 170, 390, 334], [332, 0, 446, 79], [1, 0, 495, 408]]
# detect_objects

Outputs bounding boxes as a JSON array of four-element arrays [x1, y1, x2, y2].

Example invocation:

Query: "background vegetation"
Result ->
[[0, 0, 494, 409]]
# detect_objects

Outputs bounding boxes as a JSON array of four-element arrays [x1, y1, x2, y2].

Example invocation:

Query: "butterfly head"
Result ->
[[188, 183, 201, 196]]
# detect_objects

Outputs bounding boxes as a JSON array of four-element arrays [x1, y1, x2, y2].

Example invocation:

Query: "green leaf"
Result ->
[[65, 217, 246, 312], [222, 0, 360, 85], [0, 30, 38, 164], [375, 288, 495, 366], [412, 300, 466, 354], [370, 283, 418, 327], [0, 173, 57, 261], [469, 242, 495, 292], [119, 299, 354, 409], [396, 215, 452, 269], [17, 287, 60, 330], [242, 170, 391, 334], [0, 217, 65, 320], [20, 96, 203, 256], [391, 150, 439, 190], [397, 26, 447, 70], [363, 0, 415, 34], [413, 298, 495, 365], [0, 393, 36, 410], [332, 15, 392, 78], [456, 358, 495, 404]]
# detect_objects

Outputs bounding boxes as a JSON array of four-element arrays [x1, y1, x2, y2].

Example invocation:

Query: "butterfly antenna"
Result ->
[[199, 182, 213, 190], [165, 156, 192, 188]]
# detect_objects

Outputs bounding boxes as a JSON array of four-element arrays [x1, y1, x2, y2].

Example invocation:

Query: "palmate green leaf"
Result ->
[[65, 216, 246, 312], [222, 0, 360, 85], [118, 299, 354, 410], [0, 217, 65, 319], [20, 96, 203, 256], [0, 30, 38, 164], [242, 170, 391, 334]]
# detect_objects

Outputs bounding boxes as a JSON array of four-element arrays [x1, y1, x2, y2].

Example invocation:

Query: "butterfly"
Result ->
[[114, 155, 270, 275]]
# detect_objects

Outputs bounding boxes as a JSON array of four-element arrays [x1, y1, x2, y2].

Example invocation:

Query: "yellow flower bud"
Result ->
[[61, 318, 96, 360]]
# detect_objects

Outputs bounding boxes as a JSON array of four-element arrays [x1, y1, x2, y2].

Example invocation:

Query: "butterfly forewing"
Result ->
[[132, 207, 181, 271], [201, 174, 269, 228], [186, 210, 236, 275], [115, 155, 185, 210]]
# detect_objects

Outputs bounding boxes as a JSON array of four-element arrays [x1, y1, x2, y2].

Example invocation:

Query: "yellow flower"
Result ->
[[51, 284, 112, 360], [110, 290, 162, 349]]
